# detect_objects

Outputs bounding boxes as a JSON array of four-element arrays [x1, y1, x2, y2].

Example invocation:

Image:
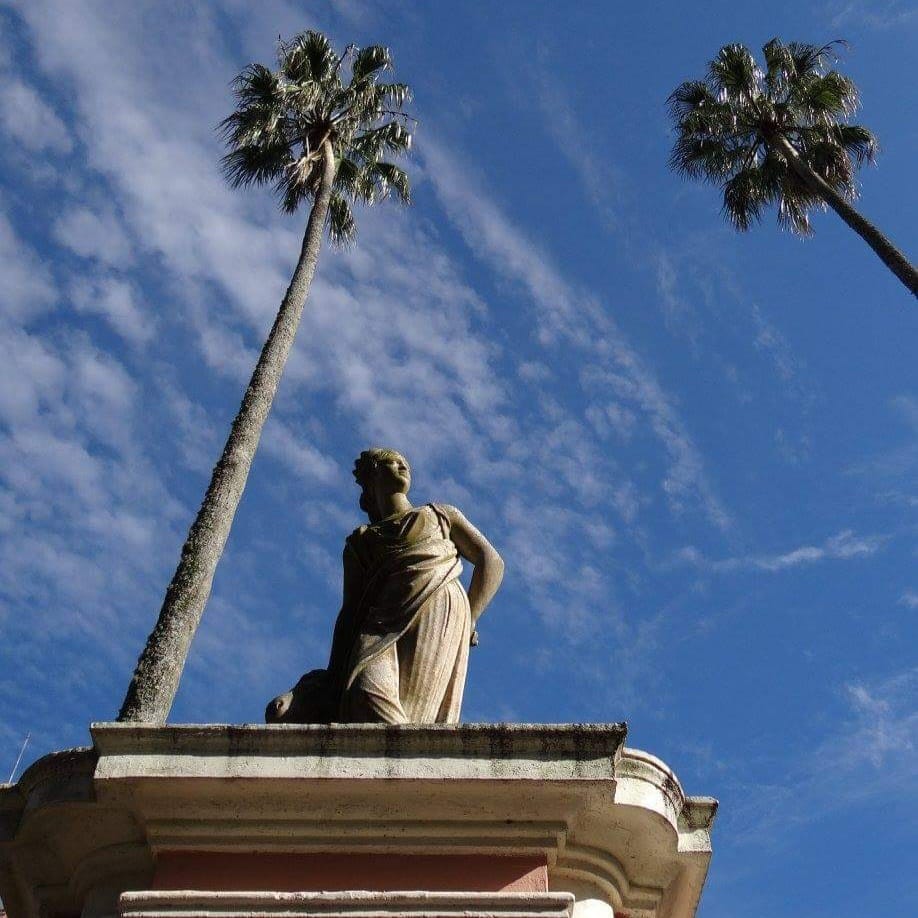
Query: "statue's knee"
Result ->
[[266, 691, 292, 723], [265, 669, 335, 724]]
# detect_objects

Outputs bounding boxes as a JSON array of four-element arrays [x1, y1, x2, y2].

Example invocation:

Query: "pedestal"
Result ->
[[0, 724, 716, 918]]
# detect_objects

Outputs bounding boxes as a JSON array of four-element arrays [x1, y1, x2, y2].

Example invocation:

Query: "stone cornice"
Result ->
[[15, 747, 95, 810], [0, 724, 715, 918], [91, 722, 628, 781]]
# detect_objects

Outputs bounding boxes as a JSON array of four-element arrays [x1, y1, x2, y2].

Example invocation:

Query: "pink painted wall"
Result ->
[[153, 853, 548, 893]]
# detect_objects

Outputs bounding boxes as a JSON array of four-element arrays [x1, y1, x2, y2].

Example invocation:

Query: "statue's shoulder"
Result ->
[[343, 525, 371, 570], [428, 503, 462, 531], [344, 525, 370, 553]]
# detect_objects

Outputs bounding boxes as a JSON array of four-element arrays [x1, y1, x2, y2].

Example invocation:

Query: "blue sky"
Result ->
[[1, 0, 916, 914]]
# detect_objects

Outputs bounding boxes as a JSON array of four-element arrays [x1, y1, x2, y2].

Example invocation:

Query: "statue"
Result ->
[[267, 448, 504, 724]]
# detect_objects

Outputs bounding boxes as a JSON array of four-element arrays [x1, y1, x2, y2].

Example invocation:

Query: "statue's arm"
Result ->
[[443, 506, 504, 626]]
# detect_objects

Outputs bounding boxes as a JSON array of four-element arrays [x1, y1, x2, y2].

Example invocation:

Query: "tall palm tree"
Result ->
[[118, 31, 412, 723], [668, 39, 918, 297]]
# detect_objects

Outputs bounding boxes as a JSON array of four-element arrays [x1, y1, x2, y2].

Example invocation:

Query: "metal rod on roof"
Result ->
[[8, 732, 30, 784]]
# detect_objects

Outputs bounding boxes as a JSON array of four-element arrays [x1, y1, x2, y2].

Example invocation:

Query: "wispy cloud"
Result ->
[[652, 250, 701, 347], [0, 208, 57, 320], [535, 78, 625, 232], [2, 7, 915, 915], [69, 274, 155, 344], [421, 136, 731, 531], [843, 674, 918, 766], [0, 308, 184, 728], [261, 417, 340, 486], [829, 0, 918, 30], [816, 669, 918, 785], [721, 666, 918, 847], [53, 204, 135, 267], [651, 241, 817, 462], [529, 68, 817, 469], [849, 394, 918, 509], [0, 77, 72, 153], [675, 528, 886, 573]]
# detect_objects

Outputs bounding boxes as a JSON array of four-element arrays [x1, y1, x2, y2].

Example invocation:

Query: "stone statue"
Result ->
[[267, 448, 504, 724]]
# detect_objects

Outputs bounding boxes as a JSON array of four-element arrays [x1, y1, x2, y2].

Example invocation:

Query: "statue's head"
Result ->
[[353, 447, 411, 514]]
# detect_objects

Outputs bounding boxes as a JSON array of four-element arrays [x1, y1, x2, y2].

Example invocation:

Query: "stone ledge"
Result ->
[[91, 723, 628, 782], [91, 722, 628, 758]]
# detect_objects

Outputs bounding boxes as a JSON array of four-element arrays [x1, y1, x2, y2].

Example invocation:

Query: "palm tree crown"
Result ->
[[220, 31, 412, 244], [668, 39, 876, 234]]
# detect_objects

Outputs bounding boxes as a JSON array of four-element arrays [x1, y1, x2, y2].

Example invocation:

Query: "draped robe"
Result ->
[[327, 503, 471, 724]]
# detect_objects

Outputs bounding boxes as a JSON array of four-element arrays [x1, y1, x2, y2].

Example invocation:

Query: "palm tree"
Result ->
[[668, 39, 918, 297], [118, 31, 413, 723]]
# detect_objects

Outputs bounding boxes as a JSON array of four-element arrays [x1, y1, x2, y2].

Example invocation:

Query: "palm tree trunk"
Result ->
[[118, 141, 337, 723], [771, 134, 918, 297]]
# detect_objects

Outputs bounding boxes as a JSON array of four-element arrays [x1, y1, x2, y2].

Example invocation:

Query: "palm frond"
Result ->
[[790, 71, 859, 125], [834, 122, 878, 165], [669, 134, 751, 182], [708, 44, 762, 104], [334, 156, 362, 197], [351, 121, 412, 160], [280, 31, 337, 85], [352, 44, 392, 82], [809, 138, 857, 196], [375, 81, 413, 108], [722, 166, 774, 231], [762, 37, 795, 95], [785, 40, 846, 79], [231, 63, 282, 109], [667, 80, 717, 119], [327, 192, 357, 245], [367, 161, 411, 204], [221, 142, 290, 189], [219, 103, 285, 149], [277, 171, 307, 214], [776, 172, 823, 235]]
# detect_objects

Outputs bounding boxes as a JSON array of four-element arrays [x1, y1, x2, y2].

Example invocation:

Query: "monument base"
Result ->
[[0, 724, 716, 918]]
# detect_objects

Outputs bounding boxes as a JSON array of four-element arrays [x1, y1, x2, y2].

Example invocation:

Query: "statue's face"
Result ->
[[371, 455, 411, 495]]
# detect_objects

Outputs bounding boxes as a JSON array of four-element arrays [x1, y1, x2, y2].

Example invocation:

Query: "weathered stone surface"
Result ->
[[92, 721, 627, 780]]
